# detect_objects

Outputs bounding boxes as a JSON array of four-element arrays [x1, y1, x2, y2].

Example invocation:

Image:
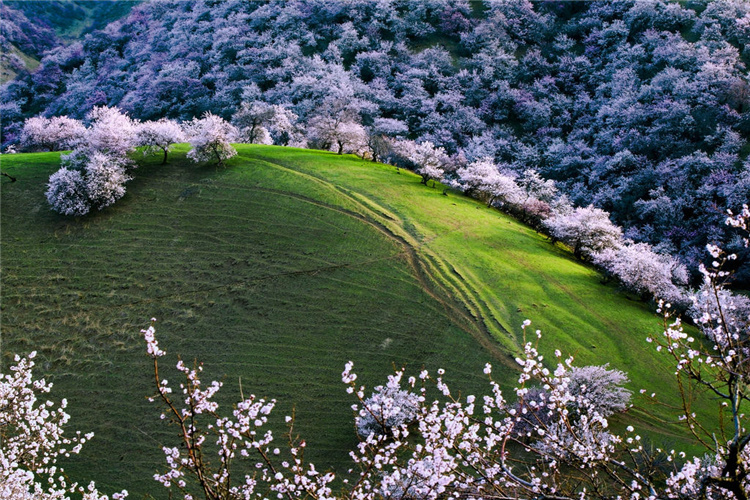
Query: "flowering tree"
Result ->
[[355, 378, 420, 438], [231, 101, 276, 144], [567, 364, 632, 416], [456, 157, 524, 207], [0, 351, 128, 500], [20, 116, 86, 152], [363, 118, 408, 163], [45, 150, 132, 216], [142, 321, 337, 499], [648, 205, 750, 499], [406, 141, 449, 187], [185, 113, 238, 167], [83, 106, 138, 157], [544, 205, 623, 259], [593, 241, 688, 305], [137, 118, 185, 164], [518, 169, 558, 205], [79, 152, 132, 210], [267, 105, 303, 147], [45, 167, 90, 216], [307, 115, 368, 155], [45, 107, 138, 216]]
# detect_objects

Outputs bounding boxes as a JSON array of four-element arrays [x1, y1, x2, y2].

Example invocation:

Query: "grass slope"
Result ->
[[1, 145, 702, 498]]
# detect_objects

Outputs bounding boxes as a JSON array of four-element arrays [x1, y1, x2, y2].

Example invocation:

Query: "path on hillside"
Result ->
[[246, 153, 520, 370]]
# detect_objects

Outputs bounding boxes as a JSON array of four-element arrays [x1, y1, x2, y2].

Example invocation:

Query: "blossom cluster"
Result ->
[[45, 106, 137, 216], [184, 112, 238, 167], [0, 352, 127, 500], [143, 319, 654, 500], [648, 206, 750, 499]]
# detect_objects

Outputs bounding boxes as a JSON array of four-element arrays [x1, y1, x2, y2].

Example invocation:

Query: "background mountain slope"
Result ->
[[0, 0, 140, 82]]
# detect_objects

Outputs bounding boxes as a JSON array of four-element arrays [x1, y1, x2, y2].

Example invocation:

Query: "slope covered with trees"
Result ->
[[0, 0, 140, 83], [2, 0, 749, 282]]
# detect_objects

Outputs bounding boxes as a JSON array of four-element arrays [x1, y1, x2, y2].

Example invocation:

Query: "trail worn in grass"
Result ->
[[0, 145, 705, 498]]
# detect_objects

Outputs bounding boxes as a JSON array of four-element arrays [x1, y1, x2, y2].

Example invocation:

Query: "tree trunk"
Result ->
[[1, 171, 17, 182], [162, 149, 169, 165]]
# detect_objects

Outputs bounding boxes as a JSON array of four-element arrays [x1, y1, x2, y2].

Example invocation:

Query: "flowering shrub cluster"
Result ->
[[184, 112, 238, 167], [45, 106, 137, 216], [0, 351, 127, 500], [42, 108, 233, 215]]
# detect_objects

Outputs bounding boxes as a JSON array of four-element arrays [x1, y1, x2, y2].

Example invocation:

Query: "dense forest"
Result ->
[[2, 0, 749, 282], [0, 1, 141, 81]]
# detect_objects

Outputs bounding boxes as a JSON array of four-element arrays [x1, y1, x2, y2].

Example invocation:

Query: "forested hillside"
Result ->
[[2, 0, 748, 282], [0, 1, 140, 82]]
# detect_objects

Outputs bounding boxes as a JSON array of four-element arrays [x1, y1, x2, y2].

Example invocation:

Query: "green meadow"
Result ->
[[0, 145, 703, 498]]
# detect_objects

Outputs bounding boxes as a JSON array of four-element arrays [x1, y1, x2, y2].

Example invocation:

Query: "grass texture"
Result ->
[[1, 145, 703, 498]]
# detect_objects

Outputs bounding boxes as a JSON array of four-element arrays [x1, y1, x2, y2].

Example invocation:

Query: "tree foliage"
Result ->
[[20, 116, 85, 152], [137, 118, 185, 164], [0, 351, 128, 500], [185, 112, 238, 166]]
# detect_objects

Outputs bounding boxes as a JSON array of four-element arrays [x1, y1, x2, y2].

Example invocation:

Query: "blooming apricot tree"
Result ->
[[406, 141, 448, 187], [82, 106, 138, 157], [593, 242, 689, 306], [45, 106, 138, 216], [232, 101, 276, 144], [544, 205, 623, 259], [137, 118, 185, 164], [456, 157, 524, 207], [649, 205, 750, 500], [0, 352, 127, 500], [20, 116, 86, 152], [185, 113, 238, 167], [45, 166, 90, 216]]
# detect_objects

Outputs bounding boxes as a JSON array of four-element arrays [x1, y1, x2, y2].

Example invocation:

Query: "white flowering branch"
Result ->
[[0, 352, 127, 500]]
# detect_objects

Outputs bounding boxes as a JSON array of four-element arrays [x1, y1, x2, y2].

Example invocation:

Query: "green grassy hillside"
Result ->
[[1, 145, 701, 498]]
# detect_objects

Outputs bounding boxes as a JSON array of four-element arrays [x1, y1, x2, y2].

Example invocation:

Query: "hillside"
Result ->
[[3, 0, 748, 283], [0, 0, 141, 83], [2, 0, 141, 42], [0, 146, 707, 497]]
